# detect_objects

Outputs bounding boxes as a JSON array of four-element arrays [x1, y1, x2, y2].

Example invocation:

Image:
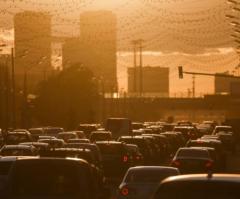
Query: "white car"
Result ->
[[116, 166, 179, 199]]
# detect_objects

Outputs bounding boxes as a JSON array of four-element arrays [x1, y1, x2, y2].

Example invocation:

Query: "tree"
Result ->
[[34, 63, 99, 129]]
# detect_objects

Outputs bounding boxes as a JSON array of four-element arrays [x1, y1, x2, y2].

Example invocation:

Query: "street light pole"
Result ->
[[11, 48, 16, 128]]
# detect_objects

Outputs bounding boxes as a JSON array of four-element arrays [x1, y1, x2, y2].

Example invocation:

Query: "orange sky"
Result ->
[[0, 0, 239, 96]]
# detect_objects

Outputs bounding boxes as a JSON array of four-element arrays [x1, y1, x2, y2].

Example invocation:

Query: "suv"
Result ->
[[5, 158, 109, 199], [96, 141, 133, 177]]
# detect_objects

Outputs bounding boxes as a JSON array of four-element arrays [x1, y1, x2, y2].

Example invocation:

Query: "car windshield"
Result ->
[[126, 170, 178, 183], [177, 149, 209, 158], [12, 160, 84, 196], [155, 181, 240, 199]]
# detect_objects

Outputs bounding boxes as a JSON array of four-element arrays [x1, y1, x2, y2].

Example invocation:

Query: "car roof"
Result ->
[[0, 156, 37, 162], [96, 141, 122, 144], [190, 147, 215, 151], [162, 174, 240, 183], [20, 142, 49, 146], [58, 132, 76, 135], [1, 145, 33, 149], [13, 157, 89, 165], [128, 166, 179, 172], [178, 147, 208, 151]]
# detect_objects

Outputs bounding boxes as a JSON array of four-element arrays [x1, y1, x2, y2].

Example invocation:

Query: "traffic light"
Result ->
[[178, 66, 183, 79]]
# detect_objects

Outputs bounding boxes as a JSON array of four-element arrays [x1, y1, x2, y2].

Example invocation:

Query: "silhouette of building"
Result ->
[[215, 74, 240, 96], [128, 66, 169, 97], [14, 11, 52, 92], [62, 11, 117, 92]]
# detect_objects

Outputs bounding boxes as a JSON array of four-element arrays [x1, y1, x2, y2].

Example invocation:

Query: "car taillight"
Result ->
[[123, 155, 128, 162], [135, 155, 141, 160], [121, 187, 129, 196], [172, 160, 181, 167], [120, 186, 136, 196], [205, 160, 213, 168]]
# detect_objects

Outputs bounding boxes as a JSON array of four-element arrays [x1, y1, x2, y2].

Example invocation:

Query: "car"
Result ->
[[173, 126, 199, 141], [153, 174, 240, 199], [90, 131, 112, 142], [170, 147, 213, 174], [0, 145, 38, 156], [28, 128, 45, 141], [64, 143, 103, 169], [117, 166, 179, 199], [186, 139, 226, 170], [126, 144, 144, 166], [5, 158, 109, 199], [57, 132, 78, 142], [96, 141, 133, 177], [77, 124, 99, 138], [19, 142, 49, 152], [5, 132, 32, 145], [118, 136, 154, 165], [0, 156, 36, 194], [213, 125, 233, 134], [38, 138, 65, 148], [43, 127, 64, 137]]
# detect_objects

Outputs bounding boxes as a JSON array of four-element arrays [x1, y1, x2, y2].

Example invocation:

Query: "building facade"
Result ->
[[62, 11, 117, 93], [128, 66, 169, 97], [215, 74, 240, 96], [14, 11, 52, 93]]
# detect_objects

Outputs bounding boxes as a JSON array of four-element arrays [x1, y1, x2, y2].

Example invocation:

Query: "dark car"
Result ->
[[186, 139, 226, 170], [77, 124, 99, 138], [28, 128, 45, 141], [126, 144, 144, 166], [118, 136, 153, 165], [90, 131, 112, 142], [38, 138, 65, 148], [96, 141, 133, 177], [64, 143, 103, 169], [170, 147, 213, 174], [0, 145, 38, 156], [57, 132, 78, 142], [43, 127, 64, 137], [19, 142, 49, 153], [153, 174, 240, 199], [5, 132, 32, 145], [5, 158, 109, 199]]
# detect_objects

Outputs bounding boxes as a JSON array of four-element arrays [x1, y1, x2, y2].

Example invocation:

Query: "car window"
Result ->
[[126, 170, 178, 183], [177, 149, 209, 158]]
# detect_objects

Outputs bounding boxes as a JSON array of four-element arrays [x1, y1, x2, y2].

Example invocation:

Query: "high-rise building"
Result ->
[[215, 74, 240, 96], [128, 66, 169, 97], [14, 11, 51, 92], [62, 11, 117, 92]]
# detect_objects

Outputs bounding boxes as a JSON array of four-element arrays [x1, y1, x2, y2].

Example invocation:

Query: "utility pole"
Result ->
[[192, 75, 196, 98], [133, 41, 137, 94], [11, 48, 16, 128], [139, 39, 143, 97], [5, 57, 9, 132]]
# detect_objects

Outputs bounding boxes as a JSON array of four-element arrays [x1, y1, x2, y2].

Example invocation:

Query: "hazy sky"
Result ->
[[0, 0, 238, 95]]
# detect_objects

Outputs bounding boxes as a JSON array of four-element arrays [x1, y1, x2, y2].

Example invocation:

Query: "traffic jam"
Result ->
[[0, 118, 239, 199]]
